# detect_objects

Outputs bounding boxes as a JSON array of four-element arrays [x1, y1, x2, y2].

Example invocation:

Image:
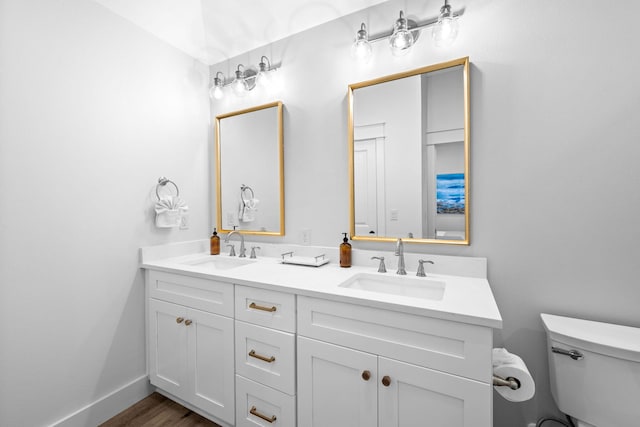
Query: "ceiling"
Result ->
[[92, 0, 389, 65]]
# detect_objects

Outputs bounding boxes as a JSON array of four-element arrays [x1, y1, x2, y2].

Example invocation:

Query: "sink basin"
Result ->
[[182, 256, 255, 271], [338, 273, 445, 301]]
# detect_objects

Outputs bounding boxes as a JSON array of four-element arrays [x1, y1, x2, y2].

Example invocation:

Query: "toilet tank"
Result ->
[[541, 313, 640, 427]]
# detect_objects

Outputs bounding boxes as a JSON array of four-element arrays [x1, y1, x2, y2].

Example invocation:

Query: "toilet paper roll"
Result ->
[[492, 348, 535, 402]]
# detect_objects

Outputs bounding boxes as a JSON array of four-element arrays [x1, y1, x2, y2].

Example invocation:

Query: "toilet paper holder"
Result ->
[[493, 375, 520, 390]]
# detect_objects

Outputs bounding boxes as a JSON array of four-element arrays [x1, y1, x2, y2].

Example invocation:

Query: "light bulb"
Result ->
[[211, 85, 224, 100], [432, 2, 459, 47], [389, 11, 413, 56], [351, 23, 372, 62], [256, 57, 273, 90], [256, 70, 272, 90], [209, 73, 225, 100], [232, 67, 247, 97]]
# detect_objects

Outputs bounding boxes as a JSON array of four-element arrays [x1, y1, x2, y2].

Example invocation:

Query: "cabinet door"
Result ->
[[187, 307, 235, 425], [298, 337, 377, 427], [378, 357, 491, 427], [148, 299, 188, 400]]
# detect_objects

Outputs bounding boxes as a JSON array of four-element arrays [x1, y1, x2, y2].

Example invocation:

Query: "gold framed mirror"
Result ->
[[215, 101, 284, 236], [348, 57, 469, 245]]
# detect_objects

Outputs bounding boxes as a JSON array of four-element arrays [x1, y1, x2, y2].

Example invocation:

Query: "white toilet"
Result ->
[[541, 313, 640, 427]]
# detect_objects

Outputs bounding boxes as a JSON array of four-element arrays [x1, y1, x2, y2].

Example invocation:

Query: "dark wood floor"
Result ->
[[99, 393, 221, 427]]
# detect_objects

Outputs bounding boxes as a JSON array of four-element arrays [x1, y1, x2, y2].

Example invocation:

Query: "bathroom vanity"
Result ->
[[141, 241, 502, 427]]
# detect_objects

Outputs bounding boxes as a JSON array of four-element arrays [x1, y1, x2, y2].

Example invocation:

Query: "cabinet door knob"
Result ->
[[250, 406, 277, 423], [176, 317, 184, 324], [362, 370, 371, 381], [184, 319, 193, 326], [382, 376, 391, 387]]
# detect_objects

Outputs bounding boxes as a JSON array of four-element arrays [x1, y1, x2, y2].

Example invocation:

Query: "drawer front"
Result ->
[[235, 320, 296, 395], [147, 270, 233, 317], [297, 296, 493, 382], [236, 375, 295, 427], [235, 285, 296, 332]]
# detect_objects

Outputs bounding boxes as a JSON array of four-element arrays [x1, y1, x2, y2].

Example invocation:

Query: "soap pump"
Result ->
[[210, 228, 220, 255], [339, 233, 352, 268]]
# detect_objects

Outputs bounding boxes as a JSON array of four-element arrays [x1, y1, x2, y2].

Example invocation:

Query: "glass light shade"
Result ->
[[389, 11, 413, 56], [351, 23, 372, 62], [231, 69, 247, 97], [209, 85, 224, 100], [352, 40, 373, 62], [432, 4, 459, 47], [256, 70, 272, 90], [209, 75, 225, 100]]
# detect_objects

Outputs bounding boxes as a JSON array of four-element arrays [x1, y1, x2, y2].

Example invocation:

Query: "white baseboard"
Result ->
[[49, 375, 153, 427]]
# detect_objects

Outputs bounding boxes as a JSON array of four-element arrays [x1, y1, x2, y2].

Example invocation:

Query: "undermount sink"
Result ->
[[338, 273, 446, 301], [182, 256, 255, 271]]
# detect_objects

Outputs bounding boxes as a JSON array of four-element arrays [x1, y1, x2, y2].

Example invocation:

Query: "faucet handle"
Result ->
[[250, 246, 260, 259], [238, 245, 247, 258], [371, 256, 386, 273], [416, 259, 434, 277], [227, 244, 236, 257]]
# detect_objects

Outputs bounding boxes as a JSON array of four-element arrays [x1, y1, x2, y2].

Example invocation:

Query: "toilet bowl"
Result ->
[[541, 313, 640, 427]]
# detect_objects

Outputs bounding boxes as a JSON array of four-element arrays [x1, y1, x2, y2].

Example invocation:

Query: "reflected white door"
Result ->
[[354, 139, 378, 236]]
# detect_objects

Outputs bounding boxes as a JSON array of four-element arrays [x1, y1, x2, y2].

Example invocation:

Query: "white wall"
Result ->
[[0, 0, 210, 425], [210, 1, 640, 425]]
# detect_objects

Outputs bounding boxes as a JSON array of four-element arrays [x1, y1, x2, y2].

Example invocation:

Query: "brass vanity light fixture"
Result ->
[[351, 0, 460, 61], [209, 56, 279, 100]]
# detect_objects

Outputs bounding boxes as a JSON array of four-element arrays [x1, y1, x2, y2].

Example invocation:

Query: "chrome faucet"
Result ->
[[395, 238, 406, 275], [224, 231, 246, 257]]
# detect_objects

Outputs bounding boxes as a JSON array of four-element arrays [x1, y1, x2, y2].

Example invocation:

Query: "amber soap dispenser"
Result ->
[[339, 233, 352, 268], [210, 228, 220, 255]]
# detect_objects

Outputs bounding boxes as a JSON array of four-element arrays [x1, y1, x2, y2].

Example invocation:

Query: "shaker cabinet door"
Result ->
[[148, 299, 188, 400], [187, 307, 235, 425], [378, 357, 491, 427], [297, 336, 377, 427]]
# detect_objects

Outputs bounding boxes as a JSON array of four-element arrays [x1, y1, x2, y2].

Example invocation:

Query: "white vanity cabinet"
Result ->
[[297, 296, 493, 427], [234, 286, 297, 427], [146, 271, 235, 425], [142, 250, 500, 427]]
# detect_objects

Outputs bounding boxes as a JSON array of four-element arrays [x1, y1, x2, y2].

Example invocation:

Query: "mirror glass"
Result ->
[[349, 57, 469, 245], [216, 101, 284, 235]]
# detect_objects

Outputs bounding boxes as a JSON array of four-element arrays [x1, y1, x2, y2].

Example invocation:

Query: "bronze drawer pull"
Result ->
[[176, 317, 184, 324], [250, 406, 277, 423], [249, 302, 277, 312], [362, 370, 371, 381], [184, 319, 193, 326], [249, 350, 276, 363], [382, 376, 391, 387]]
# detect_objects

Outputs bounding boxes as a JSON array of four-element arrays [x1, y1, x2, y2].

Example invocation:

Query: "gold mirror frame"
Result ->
[[348, 57, 470, 245], [215, 101, 284, 236]]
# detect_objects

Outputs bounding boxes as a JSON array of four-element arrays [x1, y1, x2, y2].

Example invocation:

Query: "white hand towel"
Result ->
[[155, 196, 188, 228]]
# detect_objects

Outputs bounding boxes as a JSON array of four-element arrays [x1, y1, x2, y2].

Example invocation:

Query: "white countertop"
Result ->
[[140, 241, 502, 329]]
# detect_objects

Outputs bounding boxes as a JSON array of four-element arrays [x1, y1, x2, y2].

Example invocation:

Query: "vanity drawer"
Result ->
[[235, 320, 296, 395], [297, 296, 493, 382], [235, 285, 296, 332], [146, 270, 233, 317], [236, 375, 295, 427]]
